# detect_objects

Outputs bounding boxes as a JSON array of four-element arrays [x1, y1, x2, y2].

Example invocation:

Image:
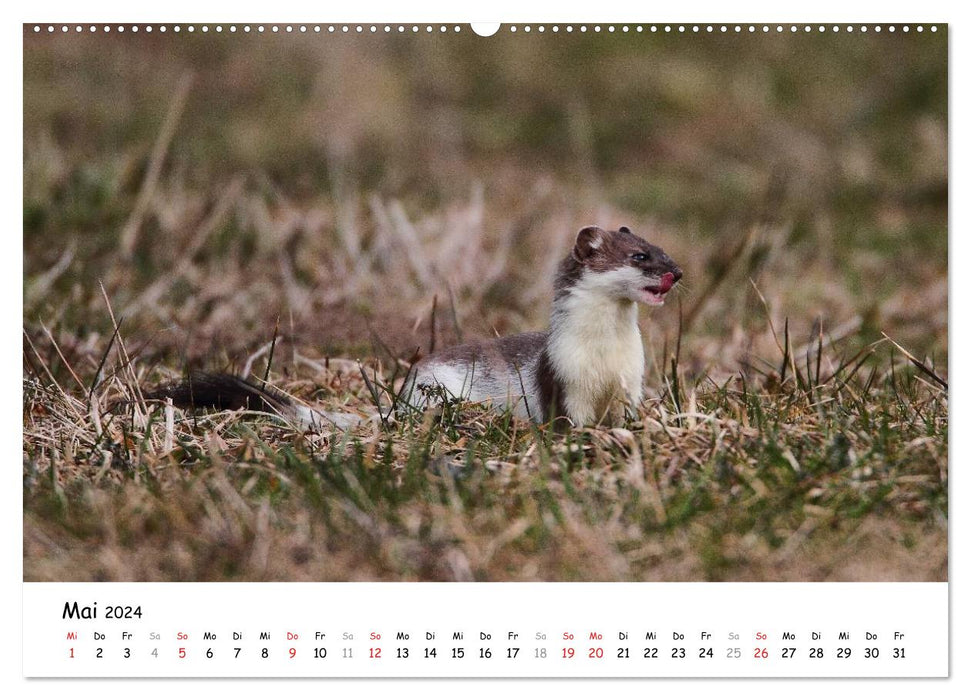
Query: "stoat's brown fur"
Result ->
[[144, 372, 361, 431]]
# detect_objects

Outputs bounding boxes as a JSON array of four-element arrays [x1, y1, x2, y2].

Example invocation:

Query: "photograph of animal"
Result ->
[[150, 225, 682, 430], [23, 25, 947, 583]]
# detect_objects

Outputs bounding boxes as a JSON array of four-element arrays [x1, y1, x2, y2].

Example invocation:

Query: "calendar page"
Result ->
[[21, 9, 950, 687]]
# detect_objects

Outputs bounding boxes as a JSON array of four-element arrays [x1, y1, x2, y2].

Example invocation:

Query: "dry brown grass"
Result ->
[[23, 28, 947, 581]]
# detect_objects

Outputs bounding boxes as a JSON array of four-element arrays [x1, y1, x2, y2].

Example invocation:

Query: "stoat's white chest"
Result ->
[[548, 274, 646, 425]]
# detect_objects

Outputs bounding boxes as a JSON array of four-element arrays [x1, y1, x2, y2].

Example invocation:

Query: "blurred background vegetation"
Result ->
[[24, 27, 946, 369]]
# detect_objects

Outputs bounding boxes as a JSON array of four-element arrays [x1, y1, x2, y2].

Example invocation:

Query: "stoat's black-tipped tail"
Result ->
[[144, 371, 294, 417], [143, 371, 364, 431]]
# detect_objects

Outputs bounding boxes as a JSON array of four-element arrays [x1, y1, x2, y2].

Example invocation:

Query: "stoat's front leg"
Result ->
[[618, 365, 645, 424], [563, 387, 597, 428]]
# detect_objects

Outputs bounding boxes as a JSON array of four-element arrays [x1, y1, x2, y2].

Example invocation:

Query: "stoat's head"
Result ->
[[563, 225, 683, 306]]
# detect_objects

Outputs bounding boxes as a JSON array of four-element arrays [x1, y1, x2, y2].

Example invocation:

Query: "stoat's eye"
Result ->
[[631, 252, 650, 262]]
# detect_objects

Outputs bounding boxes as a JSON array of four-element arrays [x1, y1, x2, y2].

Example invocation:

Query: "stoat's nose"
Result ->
[[671, 268, 683, 283]]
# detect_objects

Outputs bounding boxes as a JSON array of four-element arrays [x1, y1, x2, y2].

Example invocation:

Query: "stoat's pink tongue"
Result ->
[[658, 272, 675, 294]]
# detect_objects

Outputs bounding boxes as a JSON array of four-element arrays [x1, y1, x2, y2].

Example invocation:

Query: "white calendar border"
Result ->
[[22, 581, 948, 678], [7, 0, 962, 696]]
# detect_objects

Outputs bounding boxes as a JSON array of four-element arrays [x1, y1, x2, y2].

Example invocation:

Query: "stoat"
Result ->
[[142, 225, 681, 431], [402, 225, 682, 426], [142, 372, 363, 431]]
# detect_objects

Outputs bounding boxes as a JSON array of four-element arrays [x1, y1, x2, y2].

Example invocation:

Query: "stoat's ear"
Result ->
[[573, 226, 606, 262], [618, 225, 631, 234]]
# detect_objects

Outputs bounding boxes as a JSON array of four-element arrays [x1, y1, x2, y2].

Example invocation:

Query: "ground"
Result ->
[[23, 26, 947, 581]]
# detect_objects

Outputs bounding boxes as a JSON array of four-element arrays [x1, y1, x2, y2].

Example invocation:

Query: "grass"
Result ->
[[23, 339, 947, 581], [23, 28, 947, 581]]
